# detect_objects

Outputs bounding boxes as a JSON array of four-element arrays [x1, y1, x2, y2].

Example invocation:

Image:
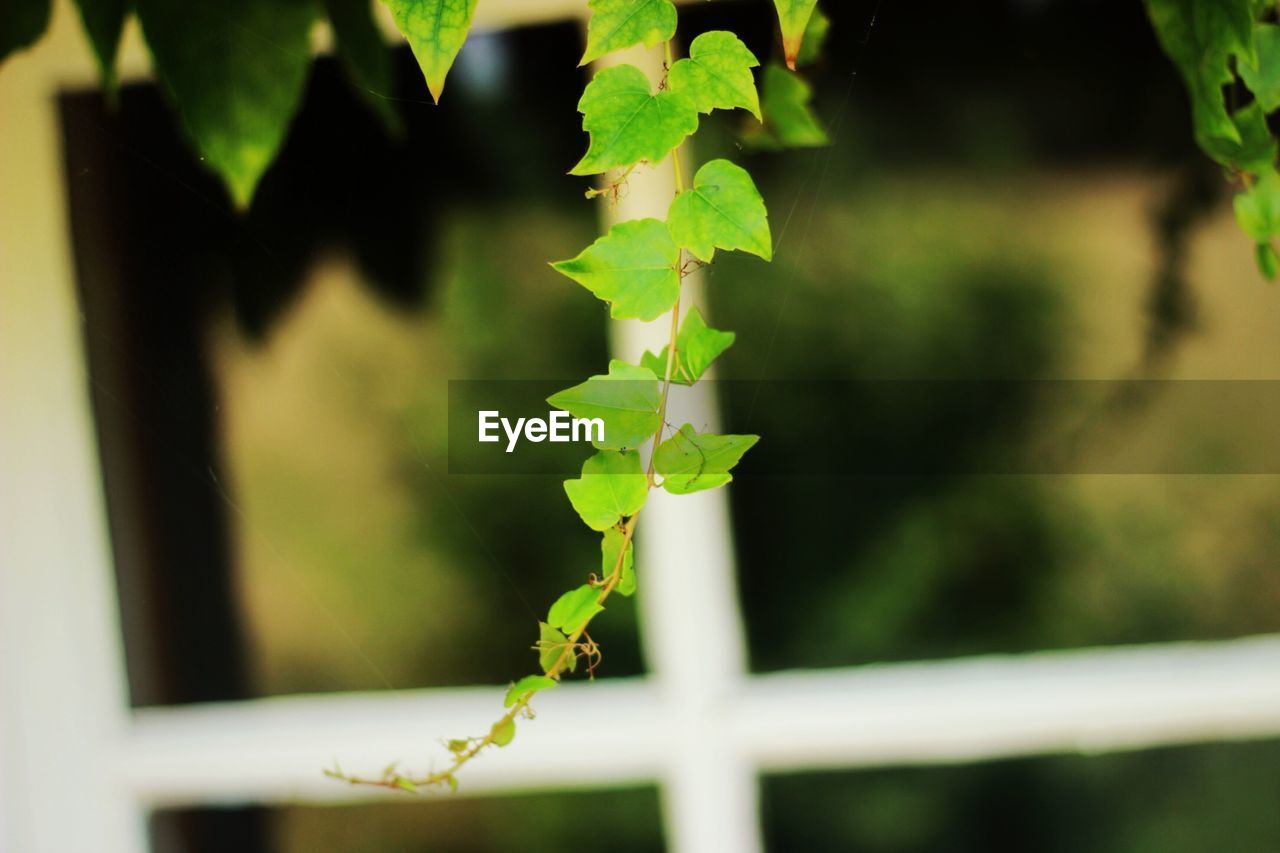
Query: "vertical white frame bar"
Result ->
[[590, 42, 764, 853], [0, 3, 147, 852]]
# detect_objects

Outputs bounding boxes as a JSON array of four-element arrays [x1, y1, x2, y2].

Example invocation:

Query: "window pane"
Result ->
[[62, 27, 646, 705], [762, 740, 1280, 852], [150, 787, 665, 853], [714, 1, 1280, 672]]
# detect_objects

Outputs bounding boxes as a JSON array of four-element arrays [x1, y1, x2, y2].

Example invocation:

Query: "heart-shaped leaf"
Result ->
[[548, 361, 661, 451], [641, 306, 736, 385], [655, 424, 758, 495], [667, 159, 772, 261], [668, 30, 760, 119], [563, 450, 648, 530], [571, 64, 699, 175], [552, 218, 680, 321]]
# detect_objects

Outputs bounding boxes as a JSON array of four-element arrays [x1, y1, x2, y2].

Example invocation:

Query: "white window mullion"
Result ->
[[592, 39, 765, 853], [0, 5, 147, 851]]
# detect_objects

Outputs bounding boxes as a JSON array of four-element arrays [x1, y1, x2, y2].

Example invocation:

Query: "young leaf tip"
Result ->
[[384, 0, 477, 106]]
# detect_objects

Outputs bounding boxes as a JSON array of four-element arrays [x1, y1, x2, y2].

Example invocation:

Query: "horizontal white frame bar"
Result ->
[[121, 634, 1280, 809], [121, 679, 669, 808], [736, 633, 1280, 771]]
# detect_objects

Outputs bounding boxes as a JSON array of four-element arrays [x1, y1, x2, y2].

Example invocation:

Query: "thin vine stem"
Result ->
[[326, 506, 644, 791], [330, 98, 691, 789]]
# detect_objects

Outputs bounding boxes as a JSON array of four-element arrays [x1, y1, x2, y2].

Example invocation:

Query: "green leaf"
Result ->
[[548, 360, 661, 451], [640, 306, 736, 386], [551, 219, 680, 321], [383, 0, 476, 103], [748, 63, 829, 149], [1234, 169, 1280, 240], [137, 0, 315, 208], [72, 0, 128, 89], [602, 527, 636, 596], [547, 585, 605, 634], [537, 622, 576, 674], [580, 0, 677, 66], [1199, 102, 1277, 171], [1256, 242, 1279, 279], [570, 64, 699, 175], [1146, 0, 1254, 151], [667, 159, 772, 262], [394, 776, 418, 793], [1241, 23, 1280, 112], [667, 31, 761, 120], [504, 674, 557, 708], [654, 424, 758, 495], [0, 0, 50, 65], [326, 0, 402, 136], [491, 718, 516, 747], [773, 0, 818, 69], [564, 450, 648, 531], [794, 5, 829, 68]]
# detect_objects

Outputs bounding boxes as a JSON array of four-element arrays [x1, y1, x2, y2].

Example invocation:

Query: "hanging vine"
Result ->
[[0, 0, 832, 793], [324, 0, 826, 793]]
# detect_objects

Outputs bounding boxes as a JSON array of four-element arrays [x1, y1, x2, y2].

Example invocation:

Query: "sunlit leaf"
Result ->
[[548, 360, 661, 451], [563, 450, 648, 531], [384, 0, 476, 103], [537, 622, 576, 674], [641, 306, 736, 385], [552, 218, 680, 321], [601, 527, 636, 596], [668, 30, 760, 120], [504, 674, 557, 707], [580, 0, 676, 66], [570, 63, 699, 175], [491, 718, 516, 747], [654, 424, 758, 495], [667, 158, 772, 261], [137, 0, 315, 207], [547, 584, 605, 634]]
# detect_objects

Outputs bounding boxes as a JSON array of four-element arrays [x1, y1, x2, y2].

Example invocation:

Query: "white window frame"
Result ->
[[3, 4, 1280, 852]]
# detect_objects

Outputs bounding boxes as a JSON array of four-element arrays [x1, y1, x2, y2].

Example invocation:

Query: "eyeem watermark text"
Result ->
[[478, 410, 604, 453]]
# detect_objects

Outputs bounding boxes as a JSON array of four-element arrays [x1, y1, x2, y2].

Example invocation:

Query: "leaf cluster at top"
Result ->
[[1146, 0, 1280, 277]]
